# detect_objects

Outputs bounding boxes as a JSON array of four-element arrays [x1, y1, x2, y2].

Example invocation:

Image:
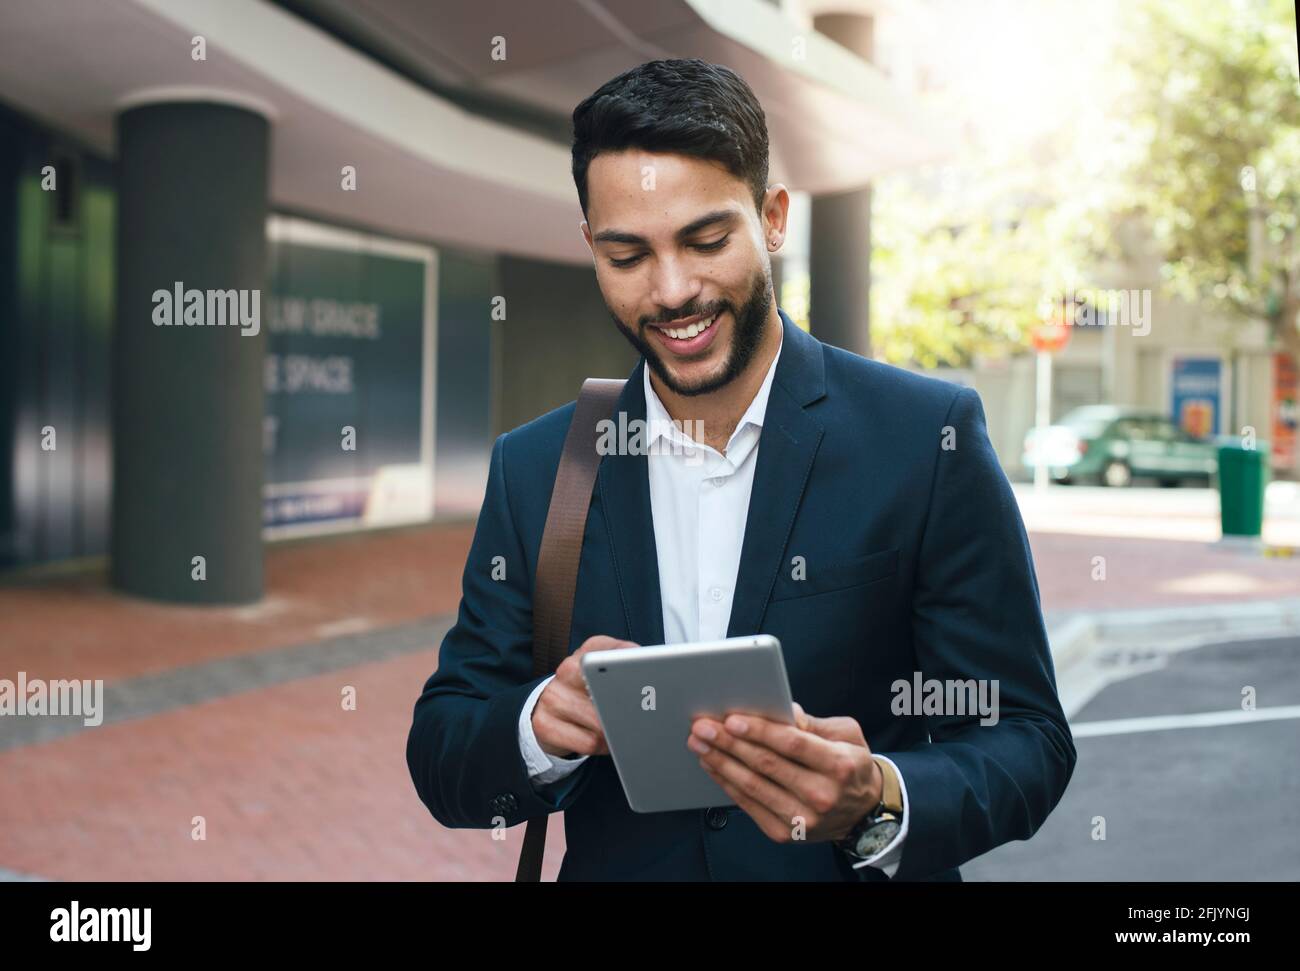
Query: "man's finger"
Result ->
[[535, 713, 605, 758], [791, 701, 810, 732], [699, 755, 798, 843], [543, 707, 609, 755], [709, 712, 844, 774], [574, 636, 639, 656], [799, 712, 865, 746], [695, 717, 839, 811], [557, 637, 638, 686], [541, 682, 603, 732]]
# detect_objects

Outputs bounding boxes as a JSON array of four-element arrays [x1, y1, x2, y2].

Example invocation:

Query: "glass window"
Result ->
[[1144, 419, 1180, 442], [1112, 418, 1147, 440]]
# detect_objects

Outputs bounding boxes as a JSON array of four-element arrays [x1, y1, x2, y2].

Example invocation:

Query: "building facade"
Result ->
[[0, 0, 948, 597]]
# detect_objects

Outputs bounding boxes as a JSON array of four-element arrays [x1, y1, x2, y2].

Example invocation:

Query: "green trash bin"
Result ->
[[1217, 443, 1270, 537]]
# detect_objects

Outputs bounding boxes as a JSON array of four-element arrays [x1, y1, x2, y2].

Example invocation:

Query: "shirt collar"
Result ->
[[642, 322, 784, 454]]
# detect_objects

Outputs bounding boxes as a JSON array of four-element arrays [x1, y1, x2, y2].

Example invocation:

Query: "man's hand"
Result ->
[[688, 702, 884, 844], [532, 635, 638, 759]]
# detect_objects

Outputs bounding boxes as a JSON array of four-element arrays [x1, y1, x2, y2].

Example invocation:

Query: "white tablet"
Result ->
[[580, 634, 795, 813]]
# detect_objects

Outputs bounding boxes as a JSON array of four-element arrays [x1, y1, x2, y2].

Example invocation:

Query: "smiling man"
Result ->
[[407, 58, 1076, 881]]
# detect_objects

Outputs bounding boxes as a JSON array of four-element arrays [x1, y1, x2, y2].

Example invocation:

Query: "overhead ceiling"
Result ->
[[277, 0, 955, 190], [0, 0, 952, 265]]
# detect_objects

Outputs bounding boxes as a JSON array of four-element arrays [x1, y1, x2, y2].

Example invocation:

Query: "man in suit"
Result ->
[[407, 58, 1076, 881]]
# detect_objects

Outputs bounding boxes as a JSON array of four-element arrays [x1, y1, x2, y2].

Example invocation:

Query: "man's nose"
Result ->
[[648, 254, 702, 315]]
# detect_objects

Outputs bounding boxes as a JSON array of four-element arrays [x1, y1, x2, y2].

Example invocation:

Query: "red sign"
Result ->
[[1274, 352, 1298, 469], [1030, 321, 1071, 353]]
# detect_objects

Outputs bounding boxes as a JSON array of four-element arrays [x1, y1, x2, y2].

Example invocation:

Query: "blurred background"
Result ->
[[0, 0, 1297, 881]]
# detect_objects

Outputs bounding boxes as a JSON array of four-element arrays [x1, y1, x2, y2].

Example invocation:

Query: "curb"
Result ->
[[1048, 597, 1300, 674]]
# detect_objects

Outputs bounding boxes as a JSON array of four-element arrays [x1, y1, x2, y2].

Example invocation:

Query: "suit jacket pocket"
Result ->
[[769, 547, 899, 602]]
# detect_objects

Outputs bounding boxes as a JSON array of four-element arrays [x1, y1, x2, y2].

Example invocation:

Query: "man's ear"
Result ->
[[579, 220, 594, 258], [762, 184, 791, 245]]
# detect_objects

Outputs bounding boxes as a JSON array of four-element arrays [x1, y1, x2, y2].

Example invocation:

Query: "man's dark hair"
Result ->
[[571, 58, 770, 220]]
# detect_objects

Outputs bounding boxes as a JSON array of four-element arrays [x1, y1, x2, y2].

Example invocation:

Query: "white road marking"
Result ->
[[1072, 704, 1300, 738]]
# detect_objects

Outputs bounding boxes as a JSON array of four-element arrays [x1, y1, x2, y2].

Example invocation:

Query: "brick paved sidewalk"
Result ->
[[2, 511, 1298, 881], [0, 522, 474, 684], [1029, 531, 1300, 621]]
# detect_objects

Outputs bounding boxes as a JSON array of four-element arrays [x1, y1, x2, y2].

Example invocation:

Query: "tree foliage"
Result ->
[[1120, 0, 1300, 350], [870, 0, 1300, 367]]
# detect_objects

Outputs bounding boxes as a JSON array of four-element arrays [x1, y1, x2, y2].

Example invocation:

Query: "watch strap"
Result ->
[[873, 755, 903, 814]]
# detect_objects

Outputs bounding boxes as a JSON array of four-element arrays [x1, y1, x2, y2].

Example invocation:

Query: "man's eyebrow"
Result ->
[[592, 209, 738, 246]]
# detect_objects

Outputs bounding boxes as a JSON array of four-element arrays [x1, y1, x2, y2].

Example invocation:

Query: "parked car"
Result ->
[[1022, 405, 1218, 486]]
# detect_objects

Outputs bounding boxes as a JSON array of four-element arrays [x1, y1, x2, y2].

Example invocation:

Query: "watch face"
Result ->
[[855, 820, 901, 859]]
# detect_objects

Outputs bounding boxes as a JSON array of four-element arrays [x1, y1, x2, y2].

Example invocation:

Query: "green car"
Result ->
[[1022, 405, 1218, 487]]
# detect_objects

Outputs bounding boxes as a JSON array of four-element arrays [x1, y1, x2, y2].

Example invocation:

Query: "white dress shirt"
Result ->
[[516, 326, 908, 876]]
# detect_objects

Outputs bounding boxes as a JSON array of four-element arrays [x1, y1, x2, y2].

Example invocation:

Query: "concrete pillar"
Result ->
[[111, 98, 270, 603], [810, 12, 875, 358]]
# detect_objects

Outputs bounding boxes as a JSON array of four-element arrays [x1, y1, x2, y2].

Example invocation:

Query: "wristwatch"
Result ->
[[835, 756, 904, 862]]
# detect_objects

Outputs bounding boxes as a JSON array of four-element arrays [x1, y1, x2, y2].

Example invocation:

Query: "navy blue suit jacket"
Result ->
[[407, 309, 1076, 881]]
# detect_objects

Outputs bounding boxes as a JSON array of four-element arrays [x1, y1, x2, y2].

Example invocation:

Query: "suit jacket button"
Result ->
[[706, 807, 729, 830], [489, 793, 518, 817]]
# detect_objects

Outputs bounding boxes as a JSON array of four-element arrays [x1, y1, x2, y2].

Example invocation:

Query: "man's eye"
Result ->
[[693, 236, 729, 253], [607, 236, 730, 270]]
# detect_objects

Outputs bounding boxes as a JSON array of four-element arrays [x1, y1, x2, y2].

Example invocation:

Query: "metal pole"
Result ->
[[1034, 349, 1052, 491]]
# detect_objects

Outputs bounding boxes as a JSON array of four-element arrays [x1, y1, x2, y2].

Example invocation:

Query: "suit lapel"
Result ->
[[726, 312, 827, 637], [597, 359, 666, 648]]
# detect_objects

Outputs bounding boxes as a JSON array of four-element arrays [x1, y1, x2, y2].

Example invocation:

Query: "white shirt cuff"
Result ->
[[849, 754, 909, 878], [518, 674, 590, 786]]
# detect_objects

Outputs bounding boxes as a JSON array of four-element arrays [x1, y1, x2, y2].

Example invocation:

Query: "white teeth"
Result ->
[[664, 314, 717, 340]]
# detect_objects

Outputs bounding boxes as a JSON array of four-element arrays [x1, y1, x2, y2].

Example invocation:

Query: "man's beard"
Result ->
[[608, 261, 773, 398]]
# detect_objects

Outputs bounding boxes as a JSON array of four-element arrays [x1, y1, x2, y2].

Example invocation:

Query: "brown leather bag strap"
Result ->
[[515, 377, 625, 882]]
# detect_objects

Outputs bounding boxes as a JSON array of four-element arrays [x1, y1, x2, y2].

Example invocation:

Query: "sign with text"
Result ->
[[1274, 352, 1297, 470], [263, 217, 435, 535], [1170, 356, 1222, 440]]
